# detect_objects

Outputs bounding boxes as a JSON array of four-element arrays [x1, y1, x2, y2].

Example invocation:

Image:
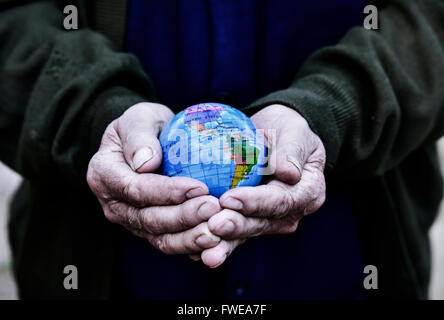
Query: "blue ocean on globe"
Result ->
[[159, 103, 266, 197]]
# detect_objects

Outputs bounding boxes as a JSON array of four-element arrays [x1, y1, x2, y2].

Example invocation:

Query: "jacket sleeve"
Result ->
[[0, 0, 156, 187], [246, 0, 444, 179]]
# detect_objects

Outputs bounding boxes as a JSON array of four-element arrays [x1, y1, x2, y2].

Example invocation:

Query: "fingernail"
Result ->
[[287, 155, 302, 176], [198, 202, 218, 220], [222, 197, 243, 210], [186, 186, 208, 199], [195, 234, 220, 248], [133, 147, 153, 171], [216, 220, 235, 235]]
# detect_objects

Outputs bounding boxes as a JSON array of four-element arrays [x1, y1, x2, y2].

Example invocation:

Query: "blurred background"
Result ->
[[1, 139, 444, 300]]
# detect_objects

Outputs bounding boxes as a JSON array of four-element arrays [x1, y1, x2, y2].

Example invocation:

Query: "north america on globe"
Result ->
[[159, 103, 266, 197]]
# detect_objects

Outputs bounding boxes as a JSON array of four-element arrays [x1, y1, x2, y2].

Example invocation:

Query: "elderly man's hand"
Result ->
[[200, 104, 327, 268], [87, 102, 222, 255]]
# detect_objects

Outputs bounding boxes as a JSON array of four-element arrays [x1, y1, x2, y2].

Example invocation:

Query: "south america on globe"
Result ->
[[159, 103, 266, 197]]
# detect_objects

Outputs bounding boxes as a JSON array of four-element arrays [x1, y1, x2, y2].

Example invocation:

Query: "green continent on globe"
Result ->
[[224, 135, 260, 188]]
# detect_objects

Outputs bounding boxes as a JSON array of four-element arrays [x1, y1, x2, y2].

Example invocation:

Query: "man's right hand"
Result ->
[[87, 102, 222, 255]]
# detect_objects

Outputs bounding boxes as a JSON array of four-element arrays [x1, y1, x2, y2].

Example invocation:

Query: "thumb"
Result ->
[[270, 134, 306, 185], [125, 134, 163, 173], [117, 102, 174, 173], [251, 104, 316, 185]]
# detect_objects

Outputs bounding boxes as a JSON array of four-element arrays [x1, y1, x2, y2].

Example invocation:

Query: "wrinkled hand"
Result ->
[[87, 102, 222, 255], [200, 104, 327, 268]]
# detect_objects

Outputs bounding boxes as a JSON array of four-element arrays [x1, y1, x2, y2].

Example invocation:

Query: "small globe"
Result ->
[[159, 103, 266, 197]]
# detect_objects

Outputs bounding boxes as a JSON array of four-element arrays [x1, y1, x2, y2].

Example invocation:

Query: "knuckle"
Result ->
[[86, 156, 101, 190], [103, 210, 117, 224], [196, 221, 211, 234], [139, 209, 159, 234], [183, 236, 197, 252], [178, 199, 198, 226], [313, 137, 326, 165], [125, 206, 142, 229], [177, 205, 191, 229], [285, 191, 297, 212], [123, 176, 143, 205], [166, 179, 185, 204], [241, 203, 255, 216], [107, 119, 119, 135], [242, 194, 263, 217], [103, 205, 120, 224], [259, 219, 270, 235], [280, 222, 299, 234], [154, 236, 172, 254], [306, 189, 318, 207], [273, 189, 295, 218], [159, 179, 174, 203], [86, 166, 95, 188], [249, 219, 267, 237], [232, 215, 245, 231], [315, 190, 326, 210], [306, 176, 326, 214], [105, 122, 123, 146]]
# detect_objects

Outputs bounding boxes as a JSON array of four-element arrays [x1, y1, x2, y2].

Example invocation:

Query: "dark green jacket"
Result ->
[[0, 0, 443, 299]]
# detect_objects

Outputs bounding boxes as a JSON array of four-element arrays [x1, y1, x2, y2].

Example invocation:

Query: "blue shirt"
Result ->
[[121, 0, 366, 299]]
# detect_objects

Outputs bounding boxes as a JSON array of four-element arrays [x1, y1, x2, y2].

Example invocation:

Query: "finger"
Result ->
[[251, 104, 312, 185], [90, 145, 209, 206], [268, 136, 305, 186], [219, 183, 295, 218], [107, 195, 221, 234], [117, 102, 174, 173], [124, 134, 163, 173], [189, 254, 201, 261], [201, 239, 245, 268], [146, 222, 221, 255], [208, 209, 271, 239], [208, 209, 300, 240], [220, 168, 326, 219], [121, 173, 209, 206], [93, 146, 208, 205]]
